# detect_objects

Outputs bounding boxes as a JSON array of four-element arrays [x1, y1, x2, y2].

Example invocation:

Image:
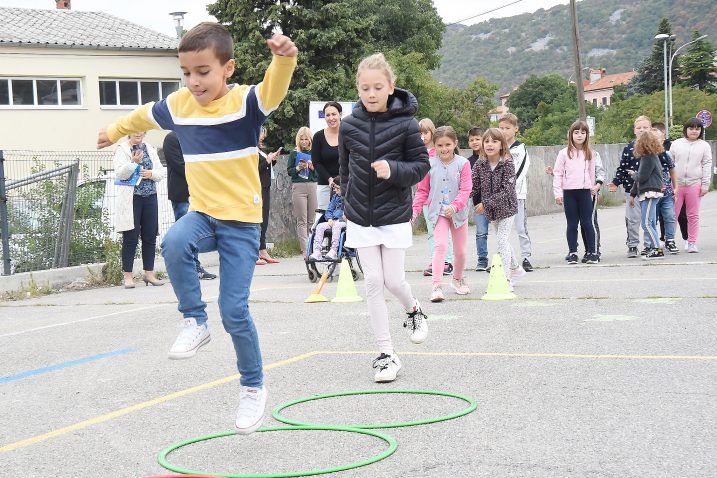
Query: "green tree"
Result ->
[[506, 74, 574, 131], [521, 85, 601, 146], [594, 87, 717, 143], [207, 0, 444, 149], [627, 18, 675, 96], [677, 30, 717, 93]]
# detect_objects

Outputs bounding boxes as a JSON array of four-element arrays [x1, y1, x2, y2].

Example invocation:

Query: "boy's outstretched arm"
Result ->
[[266, 34, 298, 57], [97, 129, 112, 149]]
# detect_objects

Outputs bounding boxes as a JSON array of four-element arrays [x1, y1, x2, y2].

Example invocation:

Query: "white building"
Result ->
[[0, 3, 180, 151]]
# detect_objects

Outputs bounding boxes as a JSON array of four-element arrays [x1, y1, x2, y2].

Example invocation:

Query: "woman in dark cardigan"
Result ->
[[257, 127, 281, 265], [311, 101, 342, 217]]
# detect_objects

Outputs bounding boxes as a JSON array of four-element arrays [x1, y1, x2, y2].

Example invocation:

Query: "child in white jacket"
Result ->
[[552, 120, 599, 264]]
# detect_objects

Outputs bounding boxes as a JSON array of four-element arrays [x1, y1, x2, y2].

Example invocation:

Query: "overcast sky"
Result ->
[[2, 0, 570, 38]]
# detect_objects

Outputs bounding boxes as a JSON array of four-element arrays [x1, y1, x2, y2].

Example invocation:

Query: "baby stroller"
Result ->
[[304, 208, 363, 283]]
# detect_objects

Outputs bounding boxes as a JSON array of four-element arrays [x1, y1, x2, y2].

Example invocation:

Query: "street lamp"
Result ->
[[655, 33, 670, 126], [169, 11, 188, 40], [669, 34, 709, 126]]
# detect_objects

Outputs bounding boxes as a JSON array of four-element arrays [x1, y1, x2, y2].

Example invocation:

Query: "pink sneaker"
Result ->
[[510, 267, 526, 285]]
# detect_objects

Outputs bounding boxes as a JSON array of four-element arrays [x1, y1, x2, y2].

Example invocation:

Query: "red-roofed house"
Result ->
[[583, 68, 636, 108]]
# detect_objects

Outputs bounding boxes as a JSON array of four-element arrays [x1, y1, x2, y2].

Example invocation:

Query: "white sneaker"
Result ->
[[404, 300, 428, 344], [687, 243, 699, 253], [235, 385, 267, 435], [510, 267, 526, 285], [451, 277, 471, 295], [373, 353, 402, 383], [430, 284, 444, 303], [168, 318, 210, 359]]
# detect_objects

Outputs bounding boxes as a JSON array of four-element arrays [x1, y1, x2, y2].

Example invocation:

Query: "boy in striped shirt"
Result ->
[[97, 23, 297, 434]]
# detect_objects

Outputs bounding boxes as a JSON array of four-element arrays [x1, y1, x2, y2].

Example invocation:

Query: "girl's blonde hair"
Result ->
[[418, 118, 436, 136], [634, 130, 664, 157], [356, 53, 396, 85], [481, 128, 510, 160], [567, 120, 592, 162], [295, 126, 312, 151]]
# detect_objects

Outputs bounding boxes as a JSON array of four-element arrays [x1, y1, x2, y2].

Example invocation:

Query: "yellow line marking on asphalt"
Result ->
[[3, 347, 716, 454], [317, 350, 717, 361], [0, 351, 320, 454]]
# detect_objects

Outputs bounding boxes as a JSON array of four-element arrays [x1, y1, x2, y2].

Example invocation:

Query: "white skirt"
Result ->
[[345, 220, 413, 249]]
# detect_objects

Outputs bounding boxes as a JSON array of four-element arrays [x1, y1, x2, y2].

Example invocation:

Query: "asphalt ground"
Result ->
[[1, 194, 716, 478]]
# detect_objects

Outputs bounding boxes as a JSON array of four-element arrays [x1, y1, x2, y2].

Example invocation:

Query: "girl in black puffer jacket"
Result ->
[[339, 53, 430, 384]]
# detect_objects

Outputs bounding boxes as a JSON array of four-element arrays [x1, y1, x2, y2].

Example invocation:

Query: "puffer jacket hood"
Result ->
[[339, 88, 430, 227], [350, 88, 419, 121]]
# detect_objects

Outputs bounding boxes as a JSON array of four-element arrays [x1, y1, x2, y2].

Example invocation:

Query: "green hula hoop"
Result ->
[[272, 389, 477, 429], [157, 425, 397, 478]]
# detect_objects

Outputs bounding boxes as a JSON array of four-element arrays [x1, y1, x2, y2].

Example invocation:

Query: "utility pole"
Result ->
[[569, 0, 586, 120]]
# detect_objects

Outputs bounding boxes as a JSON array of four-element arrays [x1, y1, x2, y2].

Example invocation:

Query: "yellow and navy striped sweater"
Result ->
[[107, 54, 296, 223]]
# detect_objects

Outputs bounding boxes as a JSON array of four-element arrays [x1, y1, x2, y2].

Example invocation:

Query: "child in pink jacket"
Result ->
[[412, 126, 473, 302], [553, 120, 599, 264]]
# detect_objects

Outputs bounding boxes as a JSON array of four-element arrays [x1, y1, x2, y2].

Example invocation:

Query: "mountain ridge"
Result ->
[[435, 0, 717, 92]]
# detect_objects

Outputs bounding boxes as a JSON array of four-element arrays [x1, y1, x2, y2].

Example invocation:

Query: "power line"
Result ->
[[444, 0, 526, 27]]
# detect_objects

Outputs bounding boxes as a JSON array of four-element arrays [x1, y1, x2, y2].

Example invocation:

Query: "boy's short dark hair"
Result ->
[[179, 22, 234, 64], [468, 127, 484, 137]]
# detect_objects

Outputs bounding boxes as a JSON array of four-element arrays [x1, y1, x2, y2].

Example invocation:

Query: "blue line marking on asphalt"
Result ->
[[0, 347, 137, 385]]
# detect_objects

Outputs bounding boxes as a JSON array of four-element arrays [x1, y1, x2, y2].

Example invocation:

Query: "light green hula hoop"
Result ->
[[272, 389, 477, 429], [157, 425, 397, 478]]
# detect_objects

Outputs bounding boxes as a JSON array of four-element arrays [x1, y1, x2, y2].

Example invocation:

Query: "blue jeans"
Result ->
[[161, 212, 263, 387], [640, 197, 660, 248], [474, 212, 489, 260], [656, 195, 676, 241], [171, 200, 190, 221], [171, 200, 202, 273]]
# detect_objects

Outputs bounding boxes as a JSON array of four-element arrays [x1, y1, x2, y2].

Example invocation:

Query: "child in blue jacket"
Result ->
[[310, 177, 346, 261]]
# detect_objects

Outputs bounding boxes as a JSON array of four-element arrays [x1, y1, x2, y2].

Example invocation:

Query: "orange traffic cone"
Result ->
[[331, 258, 363, 303], [304, 270, 330, 303], [481, 253, 516, 301]]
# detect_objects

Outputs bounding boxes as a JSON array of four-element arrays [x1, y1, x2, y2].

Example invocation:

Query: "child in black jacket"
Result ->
[[629, 131, 665, 259]]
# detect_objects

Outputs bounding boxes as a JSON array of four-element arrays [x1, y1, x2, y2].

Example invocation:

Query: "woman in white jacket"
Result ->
[[669, 118, 713, 252], [113, 132, 165, 288], [553, 120, 600, 265]]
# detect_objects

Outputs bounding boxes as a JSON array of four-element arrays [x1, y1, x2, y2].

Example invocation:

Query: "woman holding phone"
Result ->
[[257, 127, 282, 265], [288, 126, 317, 256], [113, 131, 165, 288]]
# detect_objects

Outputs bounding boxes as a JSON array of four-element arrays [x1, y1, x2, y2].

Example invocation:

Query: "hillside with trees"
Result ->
[[435, 0, 717, 92]]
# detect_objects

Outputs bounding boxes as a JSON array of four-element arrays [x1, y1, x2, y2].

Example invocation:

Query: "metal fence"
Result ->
[[0, 150, 175, 276]]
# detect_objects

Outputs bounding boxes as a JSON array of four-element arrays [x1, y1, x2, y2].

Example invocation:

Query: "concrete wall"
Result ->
[[0, 45, 179, 150], [265, 141, 717, 243]]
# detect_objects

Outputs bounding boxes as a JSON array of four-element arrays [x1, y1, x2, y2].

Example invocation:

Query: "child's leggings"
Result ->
[[359, 245, 417, 356], [674, 184, 702, 244], [424, 205, 453, 265], [432, 216, 468, 287], [564, 189, 596, 254], [640, 197, 660, 248], [493, 215, 518, 280]]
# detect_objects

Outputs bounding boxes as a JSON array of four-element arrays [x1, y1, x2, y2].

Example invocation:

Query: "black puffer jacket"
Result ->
[[339, 88, 430, 227]]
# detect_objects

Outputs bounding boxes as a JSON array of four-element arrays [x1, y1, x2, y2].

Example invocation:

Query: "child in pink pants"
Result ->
[[412, 126, 472, 302]]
